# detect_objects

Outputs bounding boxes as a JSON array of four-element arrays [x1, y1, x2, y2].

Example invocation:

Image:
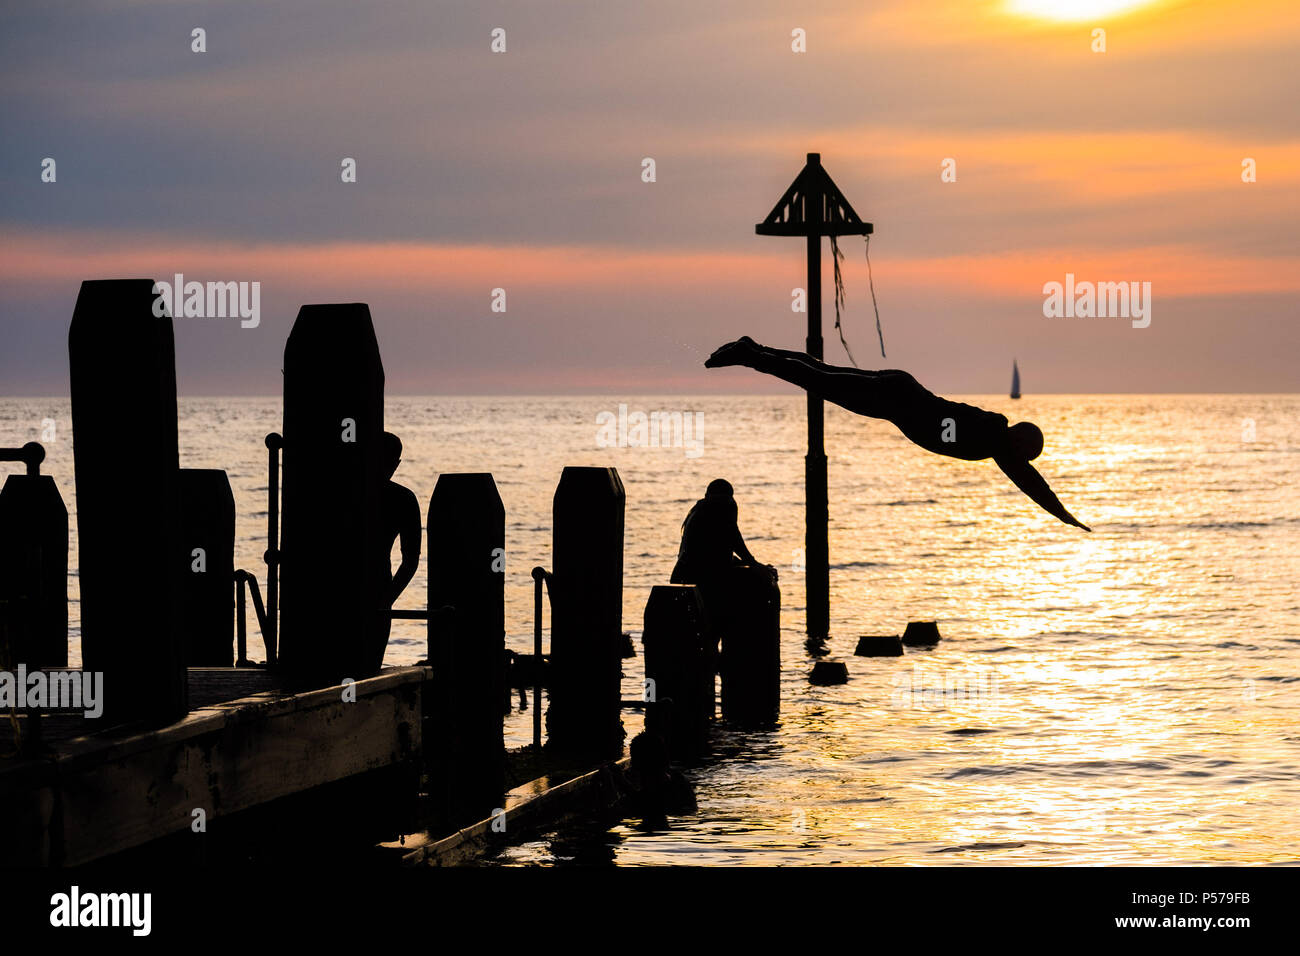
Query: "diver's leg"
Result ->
[[732, 341, 899, 418]]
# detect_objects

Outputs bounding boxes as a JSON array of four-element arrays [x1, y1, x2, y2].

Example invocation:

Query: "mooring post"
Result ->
[[427, 473, 506, 822], [547, 466, 626, 759], [642, 584, 712, 761], [279, 304, 385, 686], [69, 278, 187, 725], [0, 442, 68, 669], [178, 469, 235, 666], [719, 565, 782, 726]]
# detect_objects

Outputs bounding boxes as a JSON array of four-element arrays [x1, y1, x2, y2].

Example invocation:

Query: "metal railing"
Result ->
[[530, 566, 553, 749], [233, 569, 272, 666], [263, 432, 281, 662]]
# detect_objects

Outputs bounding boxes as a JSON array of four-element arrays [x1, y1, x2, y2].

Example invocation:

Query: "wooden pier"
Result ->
[[0, 665, 429, 866], [1, 280, 782, 870]]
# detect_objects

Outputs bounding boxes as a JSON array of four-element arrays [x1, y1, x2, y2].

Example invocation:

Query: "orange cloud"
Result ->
[[2, 230, 1294, 302], [729, 128, 1300, 200]]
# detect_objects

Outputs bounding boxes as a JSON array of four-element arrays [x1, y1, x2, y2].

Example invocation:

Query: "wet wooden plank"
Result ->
[[0, 665, 430, 866], [395, 756, 629, 867]]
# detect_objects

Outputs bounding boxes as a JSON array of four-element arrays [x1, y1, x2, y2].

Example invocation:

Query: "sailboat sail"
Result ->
[[1010, 360, 1021, 399]]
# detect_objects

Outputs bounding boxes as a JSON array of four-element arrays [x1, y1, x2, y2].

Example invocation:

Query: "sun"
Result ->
[[1003, 0, 1160, 21]]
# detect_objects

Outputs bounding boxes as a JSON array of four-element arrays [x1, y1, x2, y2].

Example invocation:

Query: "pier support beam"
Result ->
[[547, 466, 625, 759], [718, 565, 781, 726], [0, 444, 68, 669], [178, 469, 235, 666], [427, 473, 505, 822], [642, 584, 712, 761], [279, 304, 385, 685], [69, 279, 186, 726]]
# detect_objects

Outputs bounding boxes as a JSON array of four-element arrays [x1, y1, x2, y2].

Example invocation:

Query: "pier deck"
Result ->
[[0, 665, 429, 866]]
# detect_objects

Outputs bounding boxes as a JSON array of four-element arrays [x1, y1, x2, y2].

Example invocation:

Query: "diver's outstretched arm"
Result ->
[[707, 338, 895, 418], [994, 457, 1091, 531]]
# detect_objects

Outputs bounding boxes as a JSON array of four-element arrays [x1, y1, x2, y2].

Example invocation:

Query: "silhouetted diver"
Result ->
[[670, 478, 772, 584], [705, 337, 1090, 531]]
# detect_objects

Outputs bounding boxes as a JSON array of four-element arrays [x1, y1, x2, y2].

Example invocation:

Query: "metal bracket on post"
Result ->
[[234, 569, 271, 666]]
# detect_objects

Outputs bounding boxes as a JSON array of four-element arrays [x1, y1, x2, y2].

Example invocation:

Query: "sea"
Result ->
[[2, 393, 1297, 865]]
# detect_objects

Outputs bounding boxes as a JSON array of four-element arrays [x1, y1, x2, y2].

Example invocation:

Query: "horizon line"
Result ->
[[4, 391, 1300, 400]]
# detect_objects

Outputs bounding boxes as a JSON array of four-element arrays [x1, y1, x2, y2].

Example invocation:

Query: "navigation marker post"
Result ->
[[755, 153, 873, 642]]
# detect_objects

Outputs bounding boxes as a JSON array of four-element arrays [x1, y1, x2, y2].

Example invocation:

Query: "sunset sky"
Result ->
[[1, 0, 1296, 394]]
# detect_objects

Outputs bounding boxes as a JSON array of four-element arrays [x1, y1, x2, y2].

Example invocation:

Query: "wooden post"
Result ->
[[547, 466, 625, 759], [178, 469, 235, 666], [69, 278, 186, 726], [279, 304, 385, 685], [806, 205, 829, 642], [642, 584, 711, 761], [0, 444, 68, 669], [427, 473, 505, 822], [719, 565, 781, 726]]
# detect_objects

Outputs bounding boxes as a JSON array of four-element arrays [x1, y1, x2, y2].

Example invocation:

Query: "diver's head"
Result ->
[[382, 431, 403, 478], [705, 478, 734, 499], [1006, 421, 1044, 461]]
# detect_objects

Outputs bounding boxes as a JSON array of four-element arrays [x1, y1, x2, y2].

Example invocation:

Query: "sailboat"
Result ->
[[1010, 359, 1021, 399]]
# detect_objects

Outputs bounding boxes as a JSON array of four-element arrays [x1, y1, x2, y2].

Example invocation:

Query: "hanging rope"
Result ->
[[865, 234, 886, 359], [829, 236, 859, 367], [827, 234, 887, 366]]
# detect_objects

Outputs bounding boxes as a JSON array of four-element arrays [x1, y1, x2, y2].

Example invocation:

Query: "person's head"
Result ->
[[705, 478, 734, 499], [382, 431, 403, 478], [1005, 421, 1044, 461], [683, 478, 736, 533]]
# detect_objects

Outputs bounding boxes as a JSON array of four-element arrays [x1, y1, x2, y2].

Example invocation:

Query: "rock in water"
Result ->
[[809, 661, 849, 685], [855, 635, 904, 657], [902, 621, 942, 646]]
